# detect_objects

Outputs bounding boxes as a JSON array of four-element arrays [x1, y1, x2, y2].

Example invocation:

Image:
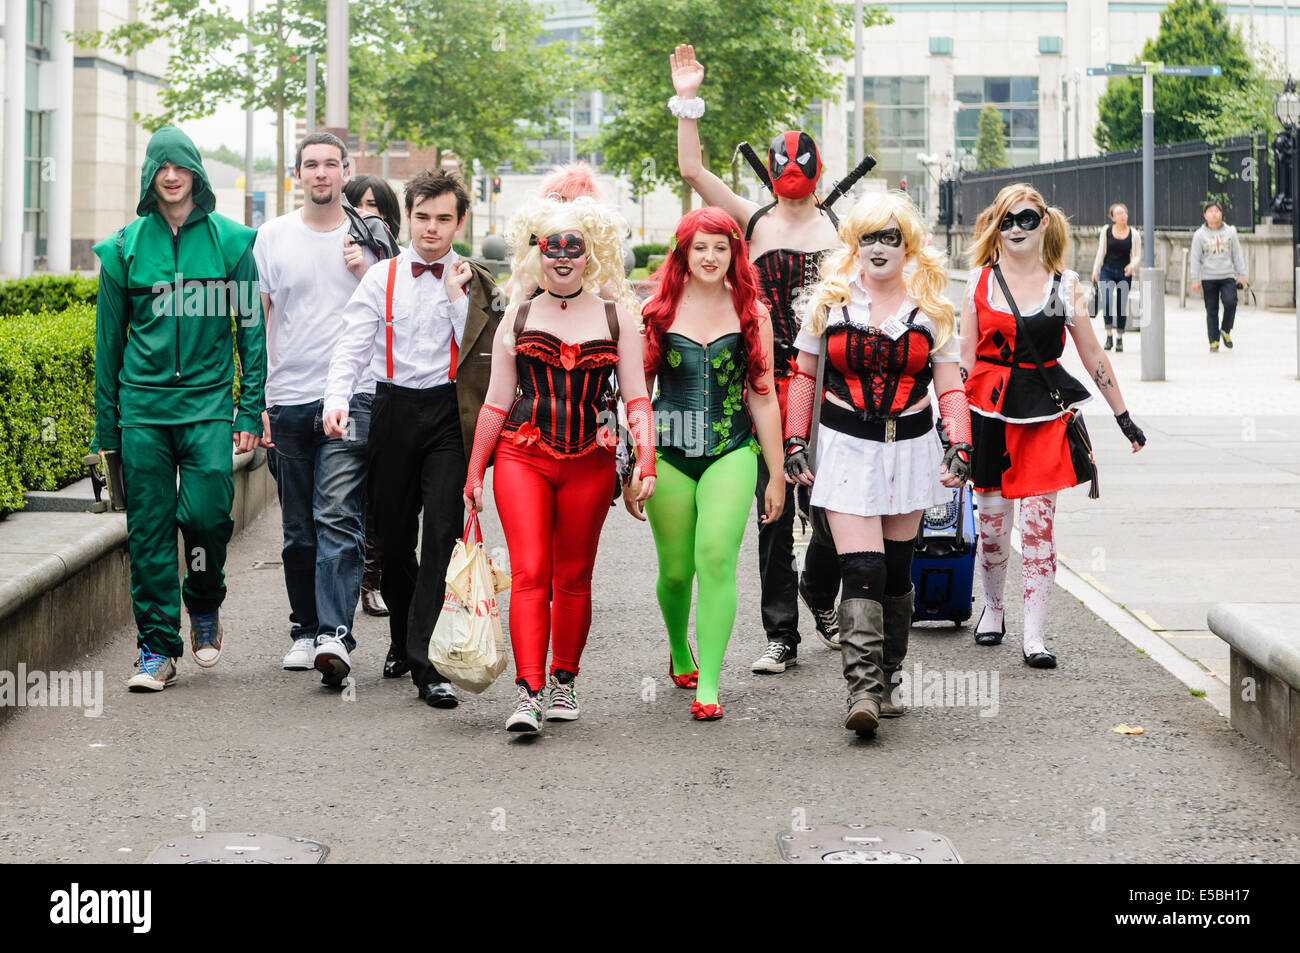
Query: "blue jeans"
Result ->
[[1098, 264, 1131, 333], [267, 393, 371, 649]]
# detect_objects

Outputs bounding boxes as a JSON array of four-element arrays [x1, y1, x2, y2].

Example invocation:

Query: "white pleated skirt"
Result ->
[[810, 416, 951, 517]]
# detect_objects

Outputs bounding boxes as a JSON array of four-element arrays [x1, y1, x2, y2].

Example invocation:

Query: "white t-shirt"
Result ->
[[254, 210, 377, 405]]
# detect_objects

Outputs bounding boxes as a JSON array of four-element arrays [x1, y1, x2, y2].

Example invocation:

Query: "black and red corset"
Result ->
[[824, 307, 934, 417], [504, 329, 619, 458], [753, 247, 832, 379]]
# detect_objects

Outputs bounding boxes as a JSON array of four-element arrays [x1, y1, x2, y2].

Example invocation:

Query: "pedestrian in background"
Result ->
[[1190, 200, 1247, 353], [1090, 202, 1141, 353], [343, 173, 401, 625]]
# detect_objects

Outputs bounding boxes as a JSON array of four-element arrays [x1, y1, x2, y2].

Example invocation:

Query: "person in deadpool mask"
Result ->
[[670, 42, 843, 682]]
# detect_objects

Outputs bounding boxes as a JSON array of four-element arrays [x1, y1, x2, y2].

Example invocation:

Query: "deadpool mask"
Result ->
[[768, 131, 822, 200]]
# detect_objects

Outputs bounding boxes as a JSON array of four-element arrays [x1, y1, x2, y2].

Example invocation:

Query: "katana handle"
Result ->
[[823, 154, 878, 209]]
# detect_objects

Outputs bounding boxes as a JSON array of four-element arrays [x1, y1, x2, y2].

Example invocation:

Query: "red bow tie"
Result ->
[[411, 261, 444, 279]]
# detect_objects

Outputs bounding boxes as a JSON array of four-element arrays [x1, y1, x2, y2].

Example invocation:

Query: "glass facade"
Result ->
[[846, 77, 928, 207], [26, 0, 53, 258], [955, 75, 1040, 168]]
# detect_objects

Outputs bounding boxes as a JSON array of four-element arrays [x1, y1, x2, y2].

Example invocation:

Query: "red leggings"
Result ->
[[494, 440, 614, 692]]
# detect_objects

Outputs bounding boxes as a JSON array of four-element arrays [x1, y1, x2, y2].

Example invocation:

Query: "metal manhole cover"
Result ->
[[776, 825, 962, 864], [146, 833, 328, 864]]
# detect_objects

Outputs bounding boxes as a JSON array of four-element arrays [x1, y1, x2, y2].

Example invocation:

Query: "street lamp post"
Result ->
[[1273, 75, 1300, 375]]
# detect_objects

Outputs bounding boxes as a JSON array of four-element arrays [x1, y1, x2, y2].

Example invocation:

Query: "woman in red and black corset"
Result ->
[[463, 197, 656, 733]]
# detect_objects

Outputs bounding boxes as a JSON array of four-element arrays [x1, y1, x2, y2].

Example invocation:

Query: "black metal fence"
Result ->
[[954, 135, 1272, 233]]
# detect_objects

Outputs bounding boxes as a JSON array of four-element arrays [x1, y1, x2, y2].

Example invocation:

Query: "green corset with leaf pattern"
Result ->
[[654, 332, 753, 458]]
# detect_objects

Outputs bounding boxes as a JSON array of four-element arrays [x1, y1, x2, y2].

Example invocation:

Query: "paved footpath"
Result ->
[[1, 450, 1298, 863], [1049, 298, 1300, 713]]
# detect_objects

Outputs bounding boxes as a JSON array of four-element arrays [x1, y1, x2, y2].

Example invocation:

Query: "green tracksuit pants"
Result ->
[[121, 421, 233, 657]]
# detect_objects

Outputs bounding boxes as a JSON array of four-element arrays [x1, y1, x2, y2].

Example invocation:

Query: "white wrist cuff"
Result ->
[[668, 95, 705, 119]]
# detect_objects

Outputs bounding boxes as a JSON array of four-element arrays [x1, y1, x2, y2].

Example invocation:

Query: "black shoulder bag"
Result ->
[[990, 265, 1099, 500]]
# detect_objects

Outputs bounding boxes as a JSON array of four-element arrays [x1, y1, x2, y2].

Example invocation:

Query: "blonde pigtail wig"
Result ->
[[503, 196, 640, 349], [967, 182, 1072, 276], [801, 190, 954, 352]]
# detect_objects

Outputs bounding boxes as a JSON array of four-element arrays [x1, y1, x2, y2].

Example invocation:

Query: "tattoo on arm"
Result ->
[[959, 366, 969, 383], [1093, 360, 1114, 389]]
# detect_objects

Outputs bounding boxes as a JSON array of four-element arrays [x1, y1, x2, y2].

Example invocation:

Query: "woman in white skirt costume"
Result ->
[[783, 191, 972, 737]]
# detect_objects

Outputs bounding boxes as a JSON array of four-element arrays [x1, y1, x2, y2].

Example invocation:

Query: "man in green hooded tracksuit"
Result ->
[[92, 125, 267, 692]]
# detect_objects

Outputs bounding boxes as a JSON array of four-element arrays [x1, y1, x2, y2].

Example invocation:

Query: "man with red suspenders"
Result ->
[[324, 169, 504, 711]]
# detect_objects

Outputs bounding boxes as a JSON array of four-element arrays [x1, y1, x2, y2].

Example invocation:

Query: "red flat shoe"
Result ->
[[690, 700, 723, 720], [669, 648, 698, 689]]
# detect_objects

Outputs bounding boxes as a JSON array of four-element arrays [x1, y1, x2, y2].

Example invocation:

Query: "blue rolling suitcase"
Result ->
[[910, 485, 977, 625]]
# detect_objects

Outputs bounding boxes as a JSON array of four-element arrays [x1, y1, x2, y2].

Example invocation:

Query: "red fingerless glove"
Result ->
[[626, 396, 656, 479], [464, 404, 508, 498], [938, 388, 972, 458], [783, 371, 816, 443]]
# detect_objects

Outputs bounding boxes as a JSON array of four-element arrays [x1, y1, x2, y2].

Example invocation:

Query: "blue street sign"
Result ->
[[1087, 63, 1221, 77], [1158, 65, 1221, 76]]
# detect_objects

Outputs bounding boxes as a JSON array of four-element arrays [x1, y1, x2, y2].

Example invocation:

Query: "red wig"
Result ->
[[642, 207, 770, 393]]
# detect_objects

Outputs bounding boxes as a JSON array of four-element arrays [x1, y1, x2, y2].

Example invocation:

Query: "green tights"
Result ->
[[644, 444, 758, 706]]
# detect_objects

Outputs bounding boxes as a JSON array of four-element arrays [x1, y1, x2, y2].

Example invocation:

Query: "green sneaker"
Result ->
[[545, 672, 580, 721], [127, 647, 178, 692]]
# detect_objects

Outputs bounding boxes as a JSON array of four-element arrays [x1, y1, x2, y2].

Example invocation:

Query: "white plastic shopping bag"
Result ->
[[428, 513, 511, 693]]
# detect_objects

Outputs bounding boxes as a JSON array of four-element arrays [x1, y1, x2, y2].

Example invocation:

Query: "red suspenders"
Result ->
[[383, 255, 460, 383]]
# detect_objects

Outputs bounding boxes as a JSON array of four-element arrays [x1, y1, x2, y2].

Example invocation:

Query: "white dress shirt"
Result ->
[[324, 245, 471, 413]]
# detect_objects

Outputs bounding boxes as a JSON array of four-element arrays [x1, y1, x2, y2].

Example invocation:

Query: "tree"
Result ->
[[1094, 0, 1255, 152], [590, 0, 886, 211], [975, 104, 1008, 170], [76, 0, 403, 217], [382, 0, 568, 174], [859, 102, 882, 176]]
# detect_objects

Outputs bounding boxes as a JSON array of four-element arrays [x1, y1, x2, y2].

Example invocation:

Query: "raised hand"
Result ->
[[670, 44, 705, 100]]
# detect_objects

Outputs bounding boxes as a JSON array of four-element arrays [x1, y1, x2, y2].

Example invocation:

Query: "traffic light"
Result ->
[[937, 179, 955, 226], [492, 176, 501, 194], [476, 177, 487, 202]]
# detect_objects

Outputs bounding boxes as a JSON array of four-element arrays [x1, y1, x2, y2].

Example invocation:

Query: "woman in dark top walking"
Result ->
[[1089, 202, 1142, 353]]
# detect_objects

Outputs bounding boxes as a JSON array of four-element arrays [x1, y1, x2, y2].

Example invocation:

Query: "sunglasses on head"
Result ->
[[538, 232, 587, 259], [999, 209, 1042, 232], [858, 227, 903, 248]]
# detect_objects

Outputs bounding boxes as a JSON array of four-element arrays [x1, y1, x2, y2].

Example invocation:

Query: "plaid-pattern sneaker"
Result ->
[[506, 682, 544, 732], [127, 646, 178, 692], [545, 672, 580, 722], [189, 610, 223, 668]]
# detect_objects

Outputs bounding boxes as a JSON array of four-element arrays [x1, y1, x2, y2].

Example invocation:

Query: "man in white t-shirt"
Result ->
[[254, 132, 377, 687]]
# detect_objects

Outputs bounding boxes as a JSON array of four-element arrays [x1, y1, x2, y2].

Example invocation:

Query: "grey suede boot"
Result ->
[[839, 598, 885, 735], [880, 587, 914, 718]]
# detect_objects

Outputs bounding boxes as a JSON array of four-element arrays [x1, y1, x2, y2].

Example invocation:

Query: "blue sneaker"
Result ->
[[189, 610, 224, 668], [127, 646, 178, 692]]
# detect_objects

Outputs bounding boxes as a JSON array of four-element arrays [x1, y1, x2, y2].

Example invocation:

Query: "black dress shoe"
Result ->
[[419, 681, 459, 708], [1023, 648, 1058, 669], [973, 607, 1006, 646], [383, 651, 410, 679]]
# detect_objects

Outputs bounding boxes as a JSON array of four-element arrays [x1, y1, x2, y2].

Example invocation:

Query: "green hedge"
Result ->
[[0, 274, 98, 318], [633, 243, 669, 269], [646, 254, 668, 274], [452, 241, 472, 257], [0, 305, 96, 515]]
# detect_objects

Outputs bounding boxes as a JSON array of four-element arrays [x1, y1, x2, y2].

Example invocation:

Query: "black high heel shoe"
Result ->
[[973, 607, 1005, 646]]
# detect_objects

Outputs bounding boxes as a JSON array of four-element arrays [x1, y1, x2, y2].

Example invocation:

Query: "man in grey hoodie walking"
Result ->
[[1190, 201, 1247, 352]]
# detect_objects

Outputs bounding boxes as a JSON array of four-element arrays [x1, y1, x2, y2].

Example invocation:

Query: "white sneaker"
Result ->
[[505, 682, 543, 732], [282, 637, 316, 671], [313, 627, 352, 686], [545, 672, 580, 721], [126, 647, 178, 692]]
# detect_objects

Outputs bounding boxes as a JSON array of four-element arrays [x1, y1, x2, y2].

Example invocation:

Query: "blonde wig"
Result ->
[[967, 182, 1070, 274], [504, 196, 640, 337], [803, 190, 954, 352]]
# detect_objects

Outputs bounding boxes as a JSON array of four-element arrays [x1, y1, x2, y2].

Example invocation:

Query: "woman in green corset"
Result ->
[[624, 207, 784, 720]]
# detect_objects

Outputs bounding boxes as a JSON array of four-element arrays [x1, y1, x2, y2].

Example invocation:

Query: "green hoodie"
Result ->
[[92, 125, 266, 451]]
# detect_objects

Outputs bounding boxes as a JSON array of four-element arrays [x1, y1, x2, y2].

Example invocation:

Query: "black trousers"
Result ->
[[1201, 278, 1237, 341], [368, 382, 466, 689], [754, 455, 841, 647]]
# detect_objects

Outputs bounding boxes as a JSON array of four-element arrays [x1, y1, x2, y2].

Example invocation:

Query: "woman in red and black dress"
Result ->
[[463, 197, 656, 733], [962, 184, 1145, 668]]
